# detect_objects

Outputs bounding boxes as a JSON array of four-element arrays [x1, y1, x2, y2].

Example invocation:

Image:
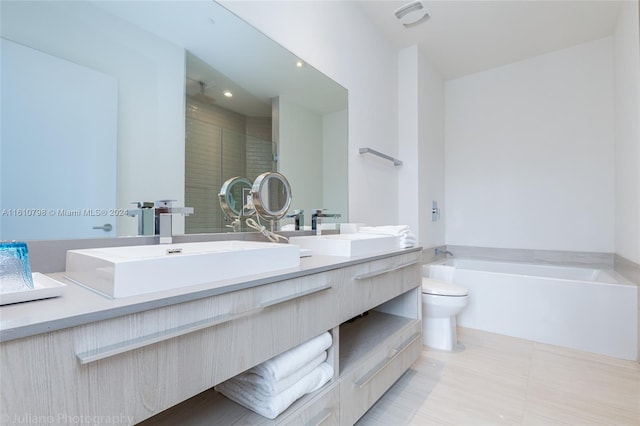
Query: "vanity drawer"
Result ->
[[338, 251, 421, 322], [74, 270, 339, 367], [276, 382, 340, 426], [1, 271, 341, 423], [339, 319, 422, 426]]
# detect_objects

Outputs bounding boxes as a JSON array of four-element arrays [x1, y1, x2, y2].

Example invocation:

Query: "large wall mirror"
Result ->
[[0, 0, 348, 241]]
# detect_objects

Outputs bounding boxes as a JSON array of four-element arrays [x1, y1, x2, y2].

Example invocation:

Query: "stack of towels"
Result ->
[[215, 332, 333, 419], [358, 225, 416, 248]]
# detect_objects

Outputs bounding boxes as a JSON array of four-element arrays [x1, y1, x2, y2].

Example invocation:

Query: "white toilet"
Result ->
[[421, 277, 469, 351]]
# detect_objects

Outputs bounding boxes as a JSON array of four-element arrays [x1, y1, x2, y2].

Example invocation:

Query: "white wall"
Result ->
[[398, 47, 420, 242], [445, 37, 616, 253], [613, 0, 640, 265], [418, 50, 446, 250], [397, 46, 446, 250], [221, 1, 399, 226]]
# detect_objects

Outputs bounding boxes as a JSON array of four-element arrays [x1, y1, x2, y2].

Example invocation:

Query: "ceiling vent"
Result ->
[[394, 1, 430, 28]]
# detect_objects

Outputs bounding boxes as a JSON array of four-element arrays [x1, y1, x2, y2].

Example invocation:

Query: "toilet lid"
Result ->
[[422, 277, 468, 296]]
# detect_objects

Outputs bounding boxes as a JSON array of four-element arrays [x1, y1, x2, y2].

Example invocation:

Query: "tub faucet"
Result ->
[[155, 200, 194, 244], [435, 247, 454, 257], [285, 209, 304, 230], [311, 209, 341, 235]]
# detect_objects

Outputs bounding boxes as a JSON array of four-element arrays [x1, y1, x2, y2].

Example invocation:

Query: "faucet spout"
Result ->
[[311, 209, 342, 235], [285, 209, 305, 230], [434, 247, 454, 257], [126, 201, 155, 235], [155, 200, 194, 244]]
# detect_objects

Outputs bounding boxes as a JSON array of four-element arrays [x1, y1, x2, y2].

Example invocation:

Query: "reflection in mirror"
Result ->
[[251, 172, 292, 222], [218, 177, 254, 232], [0, 1, 348, 241], [184, 62, 275, 234]]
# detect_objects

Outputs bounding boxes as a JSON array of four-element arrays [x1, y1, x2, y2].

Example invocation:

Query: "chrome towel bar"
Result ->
[[359, 147, 403, 166]]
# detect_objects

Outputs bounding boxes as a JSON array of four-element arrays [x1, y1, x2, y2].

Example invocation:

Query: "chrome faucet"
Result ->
[[285, 209, 305, 230], [311, 209, 341, 235], [155, 200, 194, 244], [127, 201, 155, 235], [435, 247, 454, 257], [225, 217, 242, 233]]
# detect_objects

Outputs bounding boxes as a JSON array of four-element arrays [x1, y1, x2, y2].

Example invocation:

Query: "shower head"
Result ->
[[188, 80, 216, 105]]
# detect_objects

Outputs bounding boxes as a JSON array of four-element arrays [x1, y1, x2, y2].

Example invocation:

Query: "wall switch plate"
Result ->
[[432, 201, 440, 222]]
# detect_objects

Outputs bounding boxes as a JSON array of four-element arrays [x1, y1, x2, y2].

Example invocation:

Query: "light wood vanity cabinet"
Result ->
[[338, 311, 422, 425], [0, 249, 422, 425], [337, 251, 421, 322]]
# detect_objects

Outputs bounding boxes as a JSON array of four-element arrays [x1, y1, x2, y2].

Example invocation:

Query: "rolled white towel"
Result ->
[[216, 362, 334, 419], [248, 332, 332, 381], [230, 351, 327, 397]]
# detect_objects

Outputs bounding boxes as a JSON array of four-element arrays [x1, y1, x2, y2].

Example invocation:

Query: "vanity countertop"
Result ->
[[0, 247, 421, 343]]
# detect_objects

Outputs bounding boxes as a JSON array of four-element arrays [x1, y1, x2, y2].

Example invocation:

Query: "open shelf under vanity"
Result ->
[[139, 288, 422, 425]]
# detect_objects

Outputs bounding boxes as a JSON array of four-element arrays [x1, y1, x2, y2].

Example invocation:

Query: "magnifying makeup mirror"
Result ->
[[218, 177, 254, 231], [251, 172, 292, 222]]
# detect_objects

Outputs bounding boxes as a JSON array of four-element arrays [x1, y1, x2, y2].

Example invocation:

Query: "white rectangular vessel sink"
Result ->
[[288, 233, 398, 257], [65, 241, 300, 298]]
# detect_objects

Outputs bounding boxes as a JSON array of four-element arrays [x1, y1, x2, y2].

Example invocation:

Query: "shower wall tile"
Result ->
[[246, 117, 273, 181], [184, 99, 274, 234], [185, 99, 245, 233]]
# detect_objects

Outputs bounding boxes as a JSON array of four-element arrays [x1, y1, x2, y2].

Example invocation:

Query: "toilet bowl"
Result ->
[[421, 277, 469, 351]]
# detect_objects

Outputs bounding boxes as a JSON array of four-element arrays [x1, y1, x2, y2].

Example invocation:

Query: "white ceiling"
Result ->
[[94, 1, 347, 117], [358, 0, 623, 80]]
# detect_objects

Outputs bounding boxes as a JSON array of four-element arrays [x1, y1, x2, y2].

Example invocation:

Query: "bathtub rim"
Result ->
[[426, 258, 636, 287]]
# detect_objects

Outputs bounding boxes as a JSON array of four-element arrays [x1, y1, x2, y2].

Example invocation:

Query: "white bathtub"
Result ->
[[425, 259, 638, 360]]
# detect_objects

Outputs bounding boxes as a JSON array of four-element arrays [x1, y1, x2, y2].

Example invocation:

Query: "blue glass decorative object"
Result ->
[[0, 241, 34, 293]]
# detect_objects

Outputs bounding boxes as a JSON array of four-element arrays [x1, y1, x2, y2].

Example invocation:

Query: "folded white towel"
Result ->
[[359, 225, 416, 248], [216, 362, 334, 419], [399, 238, 415, 249], [230, 351, 327, 397], [399, 232, 416, 248], [248, 332, 332, 381]]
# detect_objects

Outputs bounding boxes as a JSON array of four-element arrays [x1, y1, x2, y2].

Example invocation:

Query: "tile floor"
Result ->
[[357, 327, 640, 426]]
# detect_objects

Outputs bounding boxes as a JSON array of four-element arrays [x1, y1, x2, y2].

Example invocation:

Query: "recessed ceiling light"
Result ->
[[295, 60, 305, 68], [394, 1, 430, 28], [223, 90, 233, 98]]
